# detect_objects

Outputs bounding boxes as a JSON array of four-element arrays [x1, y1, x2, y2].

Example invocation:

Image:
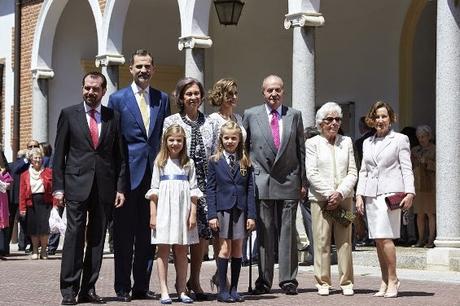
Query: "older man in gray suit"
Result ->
[[243, 75, 306, 295]]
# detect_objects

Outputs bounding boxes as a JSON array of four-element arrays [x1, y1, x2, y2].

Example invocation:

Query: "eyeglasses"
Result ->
[[322, 117, 342, 124], [28, 145, 40, 149]]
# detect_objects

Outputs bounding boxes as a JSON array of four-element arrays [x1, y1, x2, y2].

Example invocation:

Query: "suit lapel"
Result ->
[[124, 88, 147, 136], [75, 103, 94, 149], [255, 105, 277, 155], [148, 87, 160, 139], [98, 106, 110, 150], [374, 130, 395, 160], [218, 156, 233, 179]]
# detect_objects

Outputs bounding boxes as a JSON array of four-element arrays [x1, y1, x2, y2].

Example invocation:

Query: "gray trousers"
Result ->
[[255, 199, 298, 289]]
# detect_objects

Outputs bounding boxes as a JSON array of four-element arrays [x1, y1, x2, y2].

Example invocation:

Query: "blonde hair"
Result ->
[[208, 78, 237, 107], [155, 124, 190, 169], [212, 121, 251, 169]]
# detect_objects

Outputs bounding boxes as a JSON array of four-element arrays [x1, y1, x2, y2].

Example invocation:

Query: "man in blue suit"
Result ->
[[108, 49, 170, 301]]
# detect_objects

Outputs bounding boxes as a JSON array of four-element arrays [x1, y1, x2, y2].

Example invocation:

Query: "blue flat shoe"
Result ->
[[178, 293, 194, 304], [160, 297, 172, 304]]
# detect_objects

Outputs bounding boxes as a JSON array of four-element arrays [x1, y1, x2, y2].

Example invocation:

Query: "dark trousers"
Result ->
[[48, 206, 65, 252], [18, 211, 30, 250], [60, 182, 111, 298], [5, 202, 18, 253], [255, 199, 298, 290], [113, 171, 153, 295], [299, 199, 314, 258]]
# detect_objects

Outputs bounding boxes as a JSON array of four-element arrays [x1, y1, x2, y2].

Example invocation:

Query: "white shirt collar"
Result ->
[[223, 150, 235, 160], [131, 82, 150, 95], [264, 103, 282, 116], [83, 102, 101, 113]]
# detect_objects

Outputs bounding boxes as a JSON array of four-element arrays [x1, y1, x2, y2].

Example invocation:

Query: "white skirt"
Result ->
[[365, 194, 401, 239]]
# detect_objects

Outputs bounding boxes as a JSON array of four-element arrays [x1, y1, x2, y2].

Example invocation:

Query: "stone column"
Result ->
[[427, 0, 460, 271], [284, 12, 324, 128], [31, 68, 54, 143], [95, 54, 125, 106], [178, 36, 213, 112]]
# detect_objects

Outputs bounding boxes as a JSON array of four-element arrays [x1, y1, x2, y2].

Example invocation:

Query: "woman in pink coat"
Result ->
[[0, 167, 13, 258]]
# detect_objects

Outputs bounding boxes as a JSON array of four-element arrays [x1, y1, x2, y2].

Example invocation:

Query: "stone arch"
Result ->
[[399, 0, 429, 128], [99, 0, 131, 55], [31, 0, 102, 71]]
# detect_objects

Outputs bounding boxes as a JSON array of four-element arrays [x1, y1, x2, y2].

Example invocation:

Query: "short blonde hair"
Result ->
[[208, 78, 237, 107]]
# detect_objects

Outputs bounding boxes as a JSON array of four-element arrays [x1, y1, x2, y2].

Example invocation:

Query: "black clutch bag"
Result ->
[[384, 193, 406, 210]]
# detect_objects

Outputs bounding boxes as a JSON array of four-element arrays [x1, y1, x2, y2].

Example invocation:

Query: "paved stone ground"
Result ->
[[1, 247, 460, 306]]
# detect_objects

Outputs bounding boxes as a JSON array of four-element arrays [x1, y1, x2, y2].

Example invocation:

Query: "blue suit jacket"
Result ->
[[206, 156, 256, 221], [108, 85, 170, 190]]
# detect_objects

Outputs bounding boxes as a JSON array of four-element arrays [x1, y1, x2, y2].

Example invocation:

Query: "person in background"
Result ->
[[298, 126, 320, 265], [19, 148, 53, 260], [0, 152, 13, 259], [356, 101, 415, 298], [353, 117, 375, 247], [411, 125, 436, 248]]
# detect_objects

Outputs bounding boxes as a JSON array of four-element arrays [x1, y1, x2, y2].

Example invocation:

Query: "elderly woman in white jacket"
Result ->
[[305, 102, 357, 297], [356, 101, 415, 298]]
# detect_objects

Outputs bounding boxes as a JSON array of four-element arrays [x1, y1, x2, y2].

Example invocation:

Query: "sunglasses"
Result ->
[[28, 145, 40, 149], [322, 117, 342, 124]]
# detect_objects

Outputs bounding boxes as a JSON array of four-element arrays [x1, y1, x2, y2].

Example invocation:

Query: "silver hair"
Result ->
[[416, 125, 432, 139], [315, 102, 343, 129]]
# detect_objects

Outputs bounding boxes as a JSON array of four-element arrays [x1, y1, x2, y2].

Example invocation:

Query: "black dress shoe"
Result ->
[[78, 290, 105, 304], [116, 292, 131, 302], [132, 290, 155, 300], [251, 286, 270, 295], [282, 284, 298, 295], [61, 296, 77, 305]]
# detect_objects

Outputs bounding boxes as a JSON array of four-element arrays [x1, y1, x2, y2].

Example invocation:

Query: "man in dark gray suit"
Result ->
[[243, 75, 306, 295]]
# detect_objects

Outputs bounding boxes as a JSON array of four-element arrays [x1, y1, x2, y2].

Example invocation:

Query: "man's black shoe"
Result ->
[[78, 289, 105, 304], [251, 286, 270, 295], [132, 290, 155, 300], [61, 296, 77, 305], [281, 284, 298, 295], [47, 250, 56, 256], [116, 292, 131, 302]]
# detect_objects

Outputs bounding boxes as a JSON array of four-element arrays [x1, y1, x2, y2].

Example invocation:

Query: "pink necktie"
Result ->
[[89, 109, 99, 148], [271, 109, 280, 150]]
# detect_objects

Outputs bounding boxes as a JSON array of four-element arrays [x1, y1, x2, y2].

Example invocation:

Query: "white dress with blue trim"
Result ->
[[145, 158, 202, 245]]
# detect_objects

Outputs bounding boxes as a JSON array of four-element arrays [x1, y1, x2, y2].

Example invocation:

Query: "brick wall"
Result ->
[[19, 0, 43, 150]]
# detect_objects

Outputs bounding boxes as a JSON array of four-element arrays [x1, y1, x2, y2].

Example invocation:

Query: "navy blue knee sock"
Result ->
[[217, 257, 229, 294], [230, 257, 242, 293]]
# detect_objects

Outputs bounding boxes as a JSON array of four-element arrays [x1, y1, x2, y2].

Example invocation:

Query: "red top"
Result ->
[[19, 168, 53, 213]]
